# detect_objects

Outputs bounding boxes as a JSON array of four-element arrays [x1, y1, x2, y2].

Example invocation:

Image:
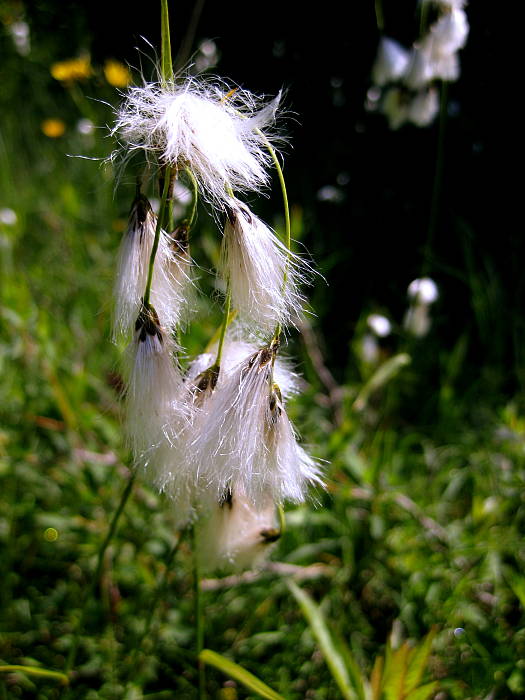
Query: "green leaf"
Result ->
[[353, 354, 411, 412], [287, 579, 359, 700], [0, 665, 69, 685], [405, 681, 439, 700], [382, 643, 409, 700], [405, 628, 436, 694], [199, 649, 284, 700]]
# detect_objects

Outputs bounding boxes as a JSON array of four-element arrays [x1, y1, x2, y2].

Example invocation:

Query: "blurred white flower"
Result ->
[[407, 88, 439, 126], [367, 313, 392, 337], [407, 277, 439, 304], [77, 118, 94, 135], [429, 9, 469, 56], [372, 37, 410, 86], [8, 20, 30, 56], [381, 87, 408, 130], [404, 303, 431, 337], [0, 208, 17, 226]]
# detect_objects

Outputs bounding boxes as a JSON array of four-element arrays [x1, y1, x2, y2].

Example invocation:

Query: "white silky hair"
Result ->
[[372, 37, 410, 86], [144, 339, 300, 508], [113, 195, 193, 340], [112, 77, 283, 208], [220, 199, 309, 333], [123, 311, 190, 469], [191, 345, 323, 508], [196, 487, 278, 573]]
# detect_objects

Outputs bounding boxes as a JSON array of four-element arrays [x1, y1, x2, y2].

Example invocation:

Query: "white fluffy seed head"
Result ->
[[112, 77, 283, 207], [220, 199, 309, 333], [123, 303, 189, 465], [429, 8, 469, 56], [407, 277, 439, 304], [407, 87, 439, 127], [372, 37, 410, 86], [191, 344, 323, 508], [112, 194, 194, 340], [196, 486, 279, 573]]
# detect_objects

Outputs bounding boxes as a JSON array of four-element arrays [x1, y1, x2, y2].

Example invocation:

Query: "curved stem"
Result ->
[[143, 168, 172, 307], [214, 285, 231, 369], [422, 81, 448, 276], [184, 166, 199, 229], [255, 129, 292, 346], [65, 472, 136, 675]]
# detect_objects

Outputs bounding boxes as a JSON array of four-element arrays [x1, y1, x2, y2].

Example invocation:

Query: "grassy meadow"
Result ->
[[0, 4, 523, 699]]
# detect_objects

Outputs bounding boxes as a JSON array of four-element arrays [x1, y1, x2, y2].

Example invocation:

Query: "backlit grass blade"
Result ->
[[287, 579, 359, 700], [199, 649, 284, 700]]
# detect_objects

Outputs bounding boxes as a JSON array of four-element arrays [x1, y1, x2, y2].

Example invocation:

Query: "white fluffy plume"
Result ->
[[220, 198, 308, 333], [112, 78, 282, 207], [191, 343, 323, 507], [123, 303, 189, 467], [197, 487, 279, 573], [113, 193, 193, 339]]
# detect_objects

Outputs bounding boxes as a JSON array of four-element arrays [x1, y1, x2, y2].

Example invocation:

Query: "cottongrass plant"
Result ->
[[108, 1, 323, 583], [367, 0, 470, 128]]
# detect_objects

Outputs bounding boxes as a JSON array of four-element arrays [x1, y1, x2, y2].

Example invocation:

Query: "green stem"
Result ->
[[184, 167, 199, 229], [422, 81, 448, 276], [374, 0, 384, 32], [65, 473, 136, 674], [192, 526, 205, 699], [129, 532, 185, 673], [160, 0, 174, 86], [0, 666, 69, 685], [143, 169, 172, 307], [214, 285, 231, 369], [255, 129, 291, 346]]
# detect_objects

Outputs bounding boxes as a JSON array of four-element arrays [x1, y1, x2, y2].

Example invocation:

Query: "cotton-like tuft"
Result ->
[[191, 344, 323, 507], [196, 487, 279, 573], [113, 194, 193, 340], [220, 198, 309, 333], [112, 78, 282, 207]]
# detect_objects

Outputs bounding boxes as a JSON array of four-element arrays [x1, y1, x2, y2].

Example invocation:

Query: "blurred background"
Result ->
[[1, 1, 522, 699]]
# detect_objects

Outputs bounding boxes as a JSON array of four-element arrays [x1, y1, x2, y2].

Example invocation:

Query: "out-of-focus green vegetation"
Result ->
[[1, 5, 524, 699]]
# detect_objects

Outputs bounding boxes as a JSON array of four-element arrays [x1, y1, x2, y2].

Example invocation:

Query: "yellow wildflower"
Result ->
[[104, 59, 132, 88], [51, 56, 92, 83], [41, 119, 66, 138]]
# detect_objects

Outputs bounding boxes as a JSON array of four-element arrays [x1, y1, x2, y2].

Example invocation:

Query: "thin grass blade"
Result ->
[[199, 649, 284, 700]]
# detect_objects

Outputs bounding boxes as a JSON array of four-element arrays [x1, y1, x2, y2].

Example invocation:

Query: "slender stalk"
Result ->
[[128, 532, 185, 675], [255, 129, 292, 346], [374, 0, 384, 33], [214, 285, 231, 369], [183, 166, 199, 230], [422, 81, 448, 276], [65, 472, 136, 674], [192, 526, 205, 699], [0, 666, 69, 685], [143, 169, 172, 307], [160, 0, 174, 86]]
